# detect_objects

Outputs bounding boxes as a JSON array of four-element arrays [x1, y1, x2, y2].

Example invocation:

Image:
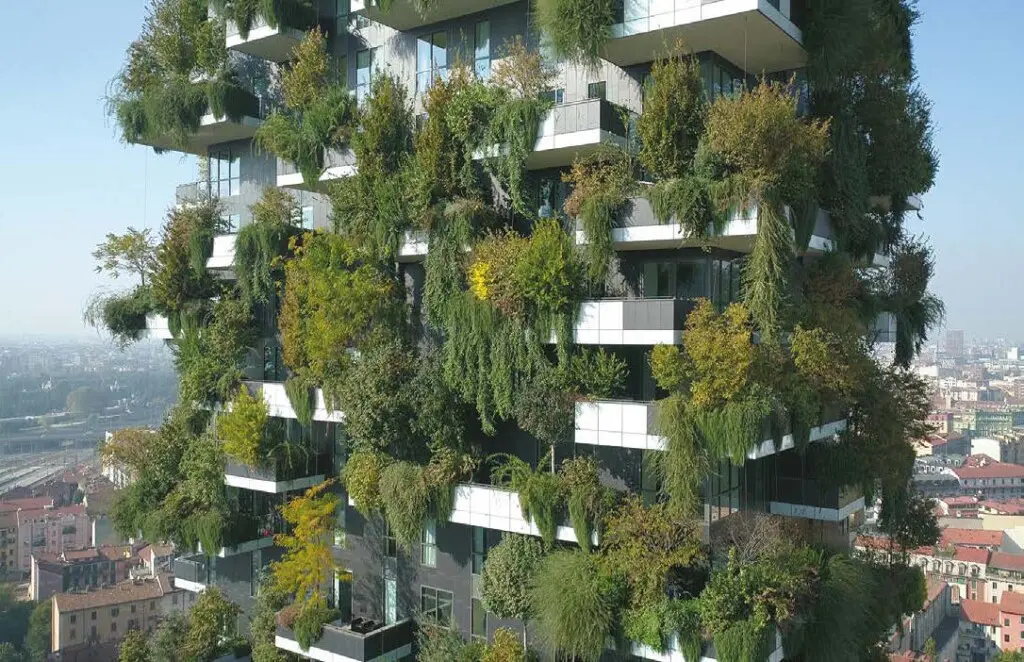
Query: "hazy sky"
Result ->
[[0, 2, 1020, 340]]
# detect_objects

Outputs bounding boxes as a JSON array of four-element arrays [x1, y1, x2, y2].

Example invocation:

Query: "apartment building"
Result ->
[[0, 509, 17, 577], [953, 459, 1024, 500], [51, 573, 193, 661], [104, 0, 937, 659], [30, 545, 140, 602], [16, 504, 91, 574]]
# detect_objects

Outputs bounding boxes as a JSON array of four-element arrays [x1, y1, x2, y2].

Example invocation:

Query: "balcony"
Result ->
[[567, 298, 698, 346], [226, 15, 307, 63], [604, 0, 805, 73], [207, 233, 237, 271], [631, 627, 785, 662], [224, 452, 330, 494], [398, 230, 429, 262], [205, 510, 282, 558], [575, 196, 836, 255], [173, 554, 211, 593], [277, 148, 357, 191], [242, 380, 344, 423], [574, 399, 848, 459], [275, 616, 414, 662], [527, 98, 630, 169], [175, 180, 209, 205], [136, 103, 264, 157], [770, 481, 865, 523], [350, 0, 518, 32], [144, 314, 173, 341], [449, 483, 595, 546]]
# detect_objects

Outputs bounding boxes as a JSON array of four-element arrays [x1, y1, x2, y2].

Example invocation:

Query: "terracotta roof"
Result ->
[[139, 544, 173, 561], [954, 462, 1024, 480], [53, 575, 175, 611], [1002, 591, 1024, 615], [925, 578, 947, 607], [942, 496, 980, 507], [961, 599, 1001, 626], [980, 499, 1024, 515], [0, 497, 54, 511], [856, 535, 892, 551], [954, 547, 991, 564], [990, 552, 1024, 573], [941, 528, 1004, 548], [62, 549, 100, 561]]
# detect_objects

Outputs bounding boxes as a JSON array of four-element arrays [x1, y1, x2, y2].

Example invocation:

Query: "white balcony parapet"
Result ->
[[574, 399, 847, 460], [631, 628, 785, 662], [398, 230, 429, 261], [173, 578, 207, 593], [605, 0, 804, 73], [145, 314, 173, 340], [564, 299, 693, 346], [449, 483, 596, 547], [207, 233, 237, 270], [223, 471, 326, 495], [244, 381, 344, 423], [768, 496, 866, 523], [198, 535, 275, 558]]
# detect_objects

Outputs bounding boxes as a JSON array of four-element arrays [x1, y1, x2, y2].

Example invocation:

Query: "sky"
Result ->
[[0, 2, 1020, 341]]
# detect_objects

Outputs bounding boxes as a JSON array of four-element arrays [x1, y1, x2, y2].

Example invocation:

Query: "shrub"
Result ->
[[491, 454, 561, 547], [341, 451, 387, 516], [530, 551, 619, 662], [217, 387, 268, 467], [534, 0, 615, 66], [637, 48, 706, 180], [211, 0, 316, 39], [565, 348, 628, 399], [683, 300, 757, 408], [416, 623, 485, 662], [172, 294, 255, 406], [563, 153, 634, 282], [84, 286, 155, 348], [291, 595, 339, 651], [482, 628, 529, 662], [378, 461, 433, 549], [514, 217, 582, 319], [559, 456, 607, 552], [234, 187, 300, 305], [150, 199, 225, 316], [480, 534, 544, 621], [469, 230, 528, 316], [272, 481, 340, 602], [283, 374, 315, 428]]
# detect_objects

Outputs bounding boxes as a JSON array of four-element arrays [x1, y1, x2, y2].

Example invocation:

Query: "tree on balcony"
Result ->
[[211, 0, 316, 39]]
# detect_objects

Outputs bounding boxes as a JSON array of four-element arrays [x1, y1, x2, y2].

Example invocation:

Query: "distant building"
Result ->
[[947, 330, 965, 358], [30, 545, 140, 602], [972, 433, 1024, 466], [888, 578, 956, 657], [951, 457, 1024, 499], [959, 599, 1001, 659], [51, 574, 193, 661], [16, 505, 91, 574], [0, 509, 17, 578]]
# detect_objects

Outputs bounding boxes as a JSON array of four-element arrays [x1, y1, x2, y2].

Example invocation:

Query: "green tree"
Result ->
[[151, 611, 188, 662], [995, 651, 1024, 662], [0, 643, 21, 662], [23, 600, 51, 662], [118, 629, 151, 662], [182, 587, 240, 662], [481, 534, 544, 624], [92, 228, 158, 286], [66, 386, 106, 415]]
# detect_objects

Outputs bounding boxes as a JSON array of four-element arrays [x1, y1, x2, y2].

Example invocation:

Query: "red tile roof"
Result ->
[[941, 528, 1004, 548], [1002, 591, 1024, 615], [925, 578, 947, 607], [953, 462, 1024, 480], [942, 496, 980, 507], [980, 499, 1024, 515], [0, 497, 54, 511], [961, 599, 1001, 626], [955, 547, 991, 564], [990, 552, 1024, 573]]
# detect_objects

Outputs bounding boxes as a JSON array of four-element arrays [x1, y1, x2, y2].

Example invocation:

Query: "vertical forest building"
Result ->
[[94, 0, 944, 660]]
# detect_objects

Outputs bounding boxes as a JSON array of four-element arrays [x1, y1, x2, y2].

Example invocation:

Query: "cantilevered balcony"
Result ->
[[277, 148, 357, 191], [275, 616, 414, 662], [206, 233, 237, 271], [226, 15, 307, 63], [568, 298, 698, 345], [527, 98, 630, 169], [224, 452, 330, 494], [631, 627, 785, 662], [242, 380, 344, 423], [769, 480, 864, 523], [173, 554, 212, 593], [144, 314, 173, 341], [604, 0, 805, 73], [574, 399, 847, 459], [135, 101, 264, 157], [574, 196, 836, 254], [449, 482, 596, 546], [350, 0, 518, 32]]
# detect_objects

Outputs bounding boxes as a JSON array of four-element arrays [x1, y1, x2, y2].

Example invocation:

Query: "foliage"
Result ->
[[563, 152, 634, 282], [151, 199, 225, 316], [172, 294, 255, 406], [92, 227, 158, 286], [272, 480, 339, 602], [514, 217, 582, 317], [0, 643, 20, 662], [601, 496, 703, 608], [378, 462, 434, 549], [705, 82, 829, 336], [341, 451, 387, 516], [881, 237, 944, 367], [279, 232, 401, 403], [235, 186, 300, 305], [283, 374, 315, 428], [256, 28, 357, 186], [650, 394, 705, 516], [530, 550, 618, 662], [491, 454, 561, 547], [485, 37, 555, 214], [118, 629, 151, 662], [23, 600, 49, 662], [250, 579, 295, 662], [183, 587, 241, 662], [559, 455, 608, 552], [565, 348, 628, 399], [291, 595, 339, 651], [534, 0, 615, 66], [331, 73, 414, 261], [480, 534, 544, 622], [481, 628, 529, 662], [415, 624, 485, 662], [86, 286, 155, 347], [637, 48, 707, 181], [217, 386, 268, 467], [512, 364, 576, 446], [66, 386, 107, 415], [151, 612, 189, 662]]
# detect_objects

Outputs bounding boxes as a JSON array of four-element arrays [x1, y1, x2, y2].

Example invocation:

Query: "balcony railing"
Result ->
[[173, 555, 211, 592], [224, 451, 331, 494], [563, 297, 699, 345], [275, 616, 414, 661]]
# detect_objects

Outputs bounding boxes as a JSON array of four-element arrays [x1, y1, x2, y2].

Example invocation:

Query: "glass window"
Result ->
[[130, 605, 136, 613], [111, 608, 119, 617], [676, 260, 707, 300], [221, 213, 240, 233], [421, 520, 437, 567], [471, 597, 487, 640], [301, 205, 314, 230], [471, 527, 485, 575], [385, 577, 397, 625], [111, 622, 117, 633], [417, 31, 448, 94], [587, 81, 607, 100], [541, 88, 565, 104], [384, 522, 397, 559], [91, 611, 96, 621], [70, 614, 77, 623], [421, 586, 453, 624], [474, 21, 491, 79], [211, 150, 240, 197], [356, 49, 374, 105]]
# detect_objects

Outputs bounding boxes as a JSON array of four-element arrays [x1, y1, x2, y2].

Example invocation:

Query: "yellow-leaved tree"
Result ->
[[272, 480, 339, 602]]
